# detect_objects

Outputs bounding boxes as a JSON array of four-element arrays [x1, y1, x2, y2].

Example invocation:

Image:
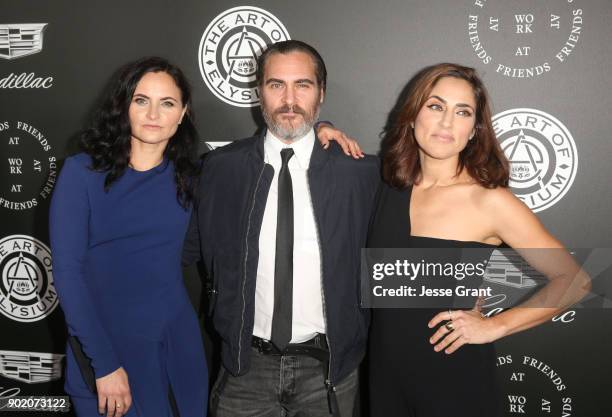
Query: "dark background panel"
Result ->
[[1, 1, 610, 416]]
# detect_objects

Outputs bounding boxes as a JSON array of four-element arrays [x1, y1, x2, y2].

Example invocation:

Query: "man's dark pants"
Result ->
[[210, 347, 358, 417]]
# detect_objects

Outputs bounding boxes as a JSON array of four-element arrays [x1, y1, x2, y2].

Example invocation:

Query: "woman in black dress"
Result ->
[[368, 63, 590, 417]]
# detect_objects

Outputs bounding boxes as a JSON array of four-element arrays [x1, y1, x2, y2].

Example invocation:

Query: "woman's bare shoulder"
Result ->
[[473, 185, 524, 211]]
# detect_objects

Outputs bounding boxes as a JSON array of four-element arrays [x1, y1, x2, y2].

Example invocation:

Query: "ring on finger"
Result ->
[[445, 321, 454, 331]]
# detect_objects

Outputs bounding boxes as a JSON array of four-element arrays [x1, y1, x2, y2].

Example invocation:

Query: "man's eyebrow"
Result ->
[[264, 78, 316, 85], [265, 78, 285, 85]]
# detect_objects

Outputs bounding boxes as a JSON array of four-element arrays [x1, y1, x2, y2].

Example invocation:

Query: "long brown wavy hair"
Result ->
[[381, 63, 509, 189]]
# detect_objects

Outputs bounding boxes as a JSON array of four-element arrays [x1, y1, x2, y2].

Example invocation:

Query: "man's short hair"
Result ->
[[256, 40, 327, 92]]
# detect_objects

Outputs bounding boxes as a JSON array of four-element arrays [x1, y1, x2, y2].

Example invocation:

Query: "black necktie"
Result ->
[[271, 148, 294, 351]]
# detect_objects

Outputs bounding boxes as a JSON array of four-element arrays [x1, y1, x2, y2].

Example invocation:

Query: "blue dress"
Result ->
[[50, 153, 208, 417]]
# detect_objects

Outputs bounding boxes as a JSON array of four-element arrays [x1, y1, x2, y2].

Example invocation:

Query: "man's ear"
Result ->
[[319, 88, 325, 104]]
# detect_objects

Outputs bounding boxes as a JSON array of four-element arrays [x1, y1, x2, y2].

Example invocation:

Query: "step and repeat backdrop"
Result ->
[[1, 0, 611, 415]]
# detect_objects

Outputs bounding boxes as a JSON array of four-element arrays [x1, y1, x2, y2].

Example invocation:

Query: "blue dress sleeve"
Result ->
[[49, 156, 121, 379]]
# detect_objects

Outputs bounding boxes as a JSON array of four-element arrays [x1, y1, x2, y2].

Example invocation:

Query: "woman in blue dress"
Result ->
[[50, 57, 208, 417]]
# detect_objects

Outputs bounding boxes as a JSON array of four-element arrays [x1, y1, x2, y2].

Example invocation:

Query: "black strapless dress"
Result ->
[[367, 183, 502, 417]]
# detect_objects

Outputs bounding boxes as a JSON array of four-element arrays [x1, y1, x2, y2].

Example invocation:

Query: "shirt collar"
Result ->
[[264, 128, 315, 169]]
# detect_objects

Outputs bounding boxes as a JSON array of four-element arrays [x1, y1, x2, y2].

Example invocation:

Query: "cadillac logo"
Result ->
[[0, 24, 47, 60], [0, 350, 64, 384]]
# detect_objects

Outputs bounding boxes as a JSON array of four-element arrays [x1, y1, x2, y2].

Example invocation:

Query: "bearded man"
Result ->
[[183, 40, 379, 416]]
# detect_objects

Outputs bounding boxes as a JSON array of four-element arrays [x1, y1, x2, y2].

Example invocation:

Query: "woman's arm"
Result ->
[[50, 157, 122, 376], [315, 122, 364, 158], [485, 189, 590, 334], [50, 156, 131, 415], [429, 188, 591, 354]]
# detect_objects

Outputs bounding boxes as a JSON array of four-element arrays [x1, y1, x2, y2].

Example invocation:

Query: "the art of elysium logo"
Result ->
[[0, 24, 47, 60], [497, 354, 573, 415], [0, 121, 57, 211], [198, 6, 290, 107], [0, 235, 59, 322], [467, 1, 583, 78], [493, 109, 577, 213], [0, 350, 64, 383]]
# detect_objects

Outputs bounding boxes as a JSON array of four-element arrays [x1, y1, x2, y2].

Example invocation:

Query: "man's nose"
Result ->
[[282, 86, 295, 106]]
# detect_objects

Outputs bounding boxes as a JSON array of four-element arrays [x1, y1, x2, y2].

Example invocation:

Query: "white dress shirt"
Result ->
[[252, 129, 325, 343]]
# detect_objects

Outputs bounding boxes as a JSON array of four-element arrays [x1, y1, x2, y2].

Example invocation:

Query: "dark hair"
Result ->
[[381, 63, 509, 189], [80, 56, 199, 207], [256, 40, 327, 91]]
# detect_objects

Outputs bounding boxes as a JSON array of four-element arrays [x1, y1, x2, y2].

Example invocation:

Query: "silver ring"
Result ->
[[448, 309, 453, 321], [116, 404, 122, 409], [445, 321, 454, 331]]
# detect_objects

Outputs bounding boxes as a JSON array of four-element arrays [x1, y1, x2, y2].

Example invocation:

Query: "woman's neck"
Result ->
[[418, 152, 467, 187], [129, 139, 166, 171]]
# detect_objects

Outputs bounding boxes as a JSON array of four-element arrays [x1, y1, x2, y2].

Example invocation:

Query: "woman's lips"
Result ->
[[433, 133, 454, 142]]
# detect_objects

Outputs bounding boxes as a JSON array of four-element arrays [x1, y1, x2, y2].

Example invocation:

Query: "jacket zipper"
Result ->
[[306, 172, 335, 399], [237, 162, 267, 374]]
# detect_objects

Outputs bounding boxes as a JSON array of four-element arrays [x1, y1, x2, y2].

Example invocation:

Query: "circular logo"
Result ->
[[493, 109, 577, 212], [497, 354, 573, 416], [198, 6, 291, 107], [467, 0, 583, 78], [0, 121, 57, 211], [0, 235, 58, 322]]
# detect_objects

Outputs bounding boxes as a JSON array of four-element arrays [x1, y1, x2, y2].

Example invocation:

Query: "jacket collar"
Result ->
[[247, 129, 266, 162]]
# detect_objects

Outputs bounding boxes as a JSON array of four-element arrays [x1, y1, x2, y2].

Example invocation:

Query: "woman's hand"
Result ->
[[428, 309, 506, 354], [96, 367, 132, 417], [316, 124, 364, 159]]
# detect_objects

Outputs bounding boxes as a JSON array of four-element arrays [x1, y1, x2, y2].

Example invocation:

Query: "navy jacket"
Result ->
[[183, 132, 380, 385]]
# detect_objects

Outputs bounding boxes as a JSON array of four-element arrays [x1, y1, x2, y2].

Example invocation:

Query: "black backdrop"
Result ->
[[1, 1, 611, 416]]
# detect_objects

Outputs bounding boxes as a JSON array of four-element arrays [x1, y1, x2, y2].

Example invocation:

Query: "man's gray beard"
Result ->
[[262, 105, 320, 142]]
